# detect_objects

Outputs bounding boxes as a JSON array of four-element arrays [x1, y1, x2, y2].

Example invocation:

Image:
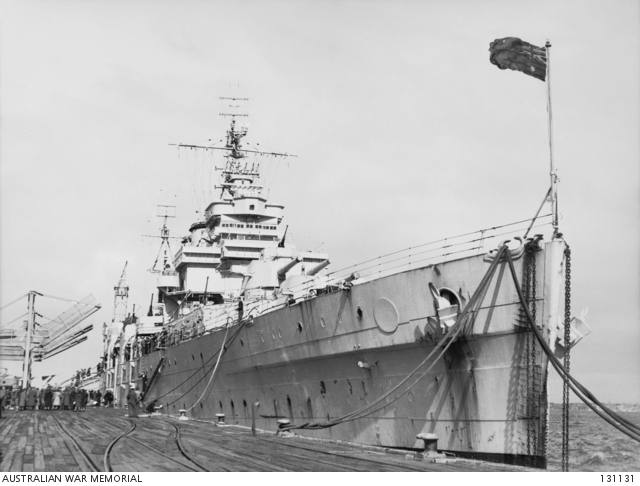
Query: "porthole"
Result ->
[[260, 333, 265, 343], [320, 317, 325, 327], [271, 331, 276, 340], [192, 354, 195, 361], [277, 329, 282, 338], [297, 322, 303, 333], [240, 338, 244, 347], [200, 352, 203, 360], [174, 359, 177, 366]]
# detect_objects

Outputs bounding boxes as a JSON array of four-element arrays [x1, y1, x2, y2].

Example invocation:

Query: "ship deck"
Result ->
[[0, 407, 538, 472]]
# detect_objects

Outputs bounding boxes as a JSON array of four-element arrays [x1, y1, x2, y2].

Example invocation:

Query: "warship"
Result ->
[[100, 96, 586, 469]]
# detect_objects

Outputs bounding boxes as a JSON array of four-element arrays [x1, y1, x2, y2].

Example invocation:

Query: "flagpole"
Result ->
[[546, 39, 560, 238]]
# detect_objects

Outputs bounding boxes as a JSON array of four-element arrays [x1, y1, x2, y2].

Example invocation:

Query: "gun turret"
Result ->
[[306, 259, 330, 276], [277, 256, 302, 278]]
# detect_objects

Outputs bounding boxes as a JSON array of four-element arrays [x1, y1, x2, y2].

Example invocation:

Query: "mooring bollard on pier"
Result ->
[[178, 409, 188, 421], [276, 419, 293, 437], [413, 432, 445, 461]]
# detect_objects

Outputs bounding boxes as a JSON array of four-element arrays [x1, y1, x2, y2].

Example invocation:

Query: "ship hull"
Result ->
[[138, 240, 566, 469]]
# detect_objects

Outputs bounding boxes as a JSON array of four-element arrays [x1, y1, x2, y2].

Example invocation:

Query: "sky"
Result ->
[[1, 0, 638, 405]]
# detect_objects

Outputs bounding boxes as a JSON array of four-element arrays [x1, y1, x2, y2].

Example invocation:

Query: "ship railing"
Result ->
[[281, 214, 554, 299], [156, 215, 552, 340]]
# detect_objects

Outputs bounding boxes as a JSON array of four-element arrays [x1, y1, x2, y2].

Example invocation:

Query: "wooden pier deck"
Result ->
[[0, 407, 536, 472]]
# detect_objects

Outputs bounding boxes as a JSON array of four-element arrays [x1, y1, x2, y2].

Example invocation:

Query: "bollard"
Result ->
[[276, 419, 291, 437], [277, 419, 290, 429], [216, 413, 226, 425], [416, 433, 439, 456], [178, 409, 188, 421]]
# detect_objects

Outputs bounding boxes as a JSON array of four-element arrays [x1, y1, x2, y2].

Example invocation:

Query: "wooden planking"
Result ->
[[0, 407, 537, 472]]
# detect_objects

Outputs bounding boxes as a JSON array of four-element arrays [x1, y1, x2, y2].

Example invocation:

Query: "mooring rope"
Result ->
[[280, 245, 508, 432], [503, 249, 640, 442], [184, 318, 231, 413], [152, 319, 248, 406]]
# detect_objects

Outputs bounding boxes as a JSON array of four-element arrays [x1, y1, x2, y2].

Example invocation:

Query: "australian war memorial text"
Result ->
[[1, 476, 141, 484]]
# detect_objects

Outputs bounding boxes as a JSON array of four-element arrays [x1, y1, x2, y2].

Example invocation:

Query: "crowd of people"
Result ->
[[0, 385, 116, 412], [0, 385, 156, 420], [111, 321, 207, 363]]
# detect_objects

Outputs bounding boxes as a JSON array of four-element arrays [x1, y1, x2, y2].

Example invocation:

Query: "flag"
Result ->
[[489, 37, 547, 81]]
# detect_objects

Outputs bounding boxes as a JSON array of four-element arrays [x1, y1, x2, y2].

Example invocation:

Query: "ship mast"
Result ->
[[218, 108, 260, 200], [112, 262, 129, 324], [169, 97, 296, 200], [147, 205, 178, 275], [546, 40, 560, 238]]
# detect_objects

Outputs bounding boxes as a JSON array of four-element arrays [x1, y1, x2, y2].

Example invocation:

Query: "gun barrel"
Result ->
[[306, 259, 330, 276], [277, 256, 302, 277], [342, 272, 360, 283]]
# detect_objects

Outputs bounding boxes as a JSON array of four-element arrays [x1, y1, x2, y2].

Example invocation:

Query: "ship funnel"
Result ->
[[277, 256, 302, 278], [306, 259, 330, 276]]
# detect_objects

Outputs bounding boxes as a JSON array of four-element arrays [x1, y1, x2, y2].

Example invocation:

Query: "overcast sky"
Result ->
[[1, 0, 638, 404]]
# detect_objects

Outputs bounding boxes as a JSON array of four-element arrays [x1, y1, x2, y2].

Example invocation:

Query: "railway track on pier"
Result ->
[[4, 408, 534, 471], [48, 412, 210, 472]]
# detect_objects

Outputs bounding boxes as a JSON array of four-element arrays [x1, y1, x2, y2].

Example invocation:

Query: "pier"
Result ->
[[0, 407, 535, 472]]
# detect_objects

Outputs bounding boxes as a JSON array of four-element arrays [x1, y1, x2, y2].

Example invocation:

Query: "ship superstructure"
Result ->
[[102, 100, 588, 469], [158, 110, 329, 330]]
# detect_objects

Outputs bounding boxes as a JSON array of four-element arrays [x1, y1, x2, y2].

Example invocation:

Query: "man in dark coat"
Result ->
[[95, 389, 102, 406], [104, 389, 114, 407], [26, 387, 37, 410], [19, 387, 27, 410], [127, 385, 139, 418], [63, 387, 72, 410], [74, 388, 83, 411], [81, 389, 88, 411], [44, 387, 53, 410]]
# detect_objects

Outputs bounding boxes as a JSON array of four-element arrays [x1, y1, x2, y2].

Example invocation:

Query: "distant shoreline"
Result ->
[[549, 402, 640, 412]]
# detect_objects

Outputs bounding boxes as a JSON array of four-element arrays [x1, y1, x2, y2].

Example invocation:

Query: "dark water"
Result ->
[[547, 406, 640, 472]]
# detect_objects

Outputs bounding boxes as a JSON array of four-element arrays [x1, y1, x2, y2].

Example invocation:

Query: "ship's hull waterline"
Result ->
[[138, 240, 566, 469]]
